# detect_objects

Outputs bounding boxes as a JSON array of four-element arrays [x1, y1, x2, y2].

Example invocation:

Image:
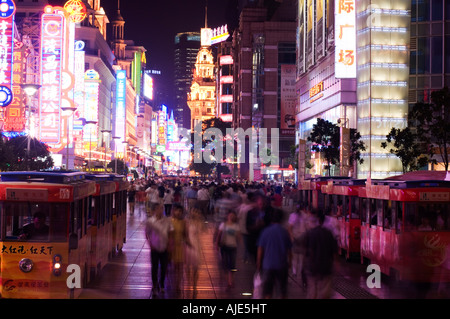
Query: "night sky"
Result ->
[[100, 0, 237, 106]]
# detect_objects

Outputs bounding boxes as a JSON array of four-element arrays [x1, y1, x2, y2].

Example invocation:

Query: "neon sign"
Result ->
[[39, 11, 65, 144], [335, 0, 356, 78], [63, 0, 87, 23], [83, 69, 100, 151], [3, 43, 25, 131], [0, 0, 15, 108], [115, 70, 126, 151]]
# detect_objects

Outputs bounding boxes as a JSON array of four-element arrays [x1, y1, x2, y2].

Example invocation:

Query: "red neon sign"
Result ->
[[39, 11, 65, 144]]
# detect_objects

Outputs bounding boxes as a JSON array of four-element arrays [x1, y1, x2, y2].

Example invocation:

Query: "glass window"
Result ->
[[432, 0, 443, 20], [4, 202, 68, 242], [417, 37, 430, 74], [412, 0, 417, 22], [410, 51, 417, 74], [418, 0, 430, 21], [350, 196, 361, 219], [431, 37, 443, 73]]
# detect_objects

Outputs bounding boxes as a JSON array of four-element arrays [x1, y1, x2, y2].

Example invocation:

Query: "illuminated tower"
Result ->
[[187, 45, 216, 132], [356, 0, 411, 179], [110, 0, 126, 60]]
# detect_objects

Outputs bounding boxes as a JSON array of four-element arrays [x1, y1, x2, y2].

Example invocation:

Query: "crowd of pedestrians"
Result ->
[[127, 177, 339, 299]]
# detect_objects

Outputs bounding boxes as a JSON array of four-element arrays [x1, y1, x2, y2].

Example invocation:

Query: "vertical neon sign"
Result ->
[[39, 9, 64, 144], [115, 70, 126, 154], [83, 69, 100, 152], [0, 0, 15, 108]]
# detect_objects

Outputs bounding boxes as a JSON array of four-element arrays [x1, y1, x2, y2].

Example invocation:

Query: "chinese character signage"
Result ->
[[3, 42, 25, 131], [39, 11, 65, 144], [83, 69, 100, 151], [0, 0, 15, 108], [335, 0, 356, 78]]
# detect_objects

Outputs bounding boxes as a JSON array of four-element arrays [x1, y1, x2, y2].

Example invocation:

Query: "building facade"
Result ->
[[232, 0, 297, 181], [187, 46, 216, 132], [174, 32, 201, 130]]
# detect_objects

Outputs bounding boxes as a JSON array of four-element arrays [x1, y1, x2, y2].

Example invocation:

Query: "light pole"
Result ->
[[20, 83, 41, 171], [112, 136, 120, 174], [101, 129, 111, 171], [61, 106, 77, 170]]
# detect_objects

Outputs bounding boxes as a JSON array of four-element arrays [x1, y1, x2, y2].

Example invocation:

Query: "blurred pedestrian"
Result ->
[[216, 211, 241, 288], [256, 208, 292, 299], [185, 206, 206, 296], [303, 212, 338, 299], [127, 182, 136, 215], [145, 203, 173, 295], [163, 188, 174, 216], [287, 202, 308, 287], [170, 204, 191, 294]]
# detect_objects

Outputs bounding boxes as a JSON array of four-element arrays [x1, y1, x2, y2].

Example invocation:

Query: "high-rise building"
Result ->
[[174, 32, 201, 130], [296, 0, 412, 179], [232, 0, 297, 181]]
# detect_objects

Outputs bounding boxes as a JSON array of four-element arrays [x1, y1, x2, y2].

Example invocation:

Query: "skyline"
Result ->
[[100, 0, 236, 107]]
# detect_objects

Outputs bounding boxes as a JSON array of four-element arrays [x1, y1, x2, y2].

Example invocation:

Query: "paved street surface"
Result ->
[[79, 202, 449, 299]]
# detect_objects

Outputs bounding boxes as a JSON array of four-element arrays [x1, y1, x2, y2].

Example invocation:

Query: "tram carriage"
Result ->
[[359, 171, 450, 282], [321, 179, 365, 260], [0, 171, 128, 298]]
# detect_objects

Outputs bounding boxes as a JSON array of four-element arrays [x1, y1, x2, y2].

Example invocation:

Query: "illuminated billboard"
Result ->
[[335, 0, 356, 78], [83, 69, 100, 151], [3, 43, 25, 132], [201, 25, 229, 46], [39, 10, 65, 144], [143, 72, 153, 100], [115, 70, 126, 150]]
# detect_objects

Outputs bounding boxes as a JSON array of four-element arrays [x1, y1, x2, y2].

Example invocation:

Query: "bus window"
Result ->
[[4, 203, 68, 241], [341, 196, 349, 221], [351, 196, 361, 219], [404, 203, 417, 231], [435, 203, 450, 230], [370, 199, 377, 226], [361, 198, 370, 224], [384, 200, 392, 230]]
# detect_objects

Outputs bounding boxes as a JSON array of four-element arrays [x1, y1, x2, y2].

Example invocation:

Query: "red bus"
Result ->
[[322, 178, 365, 260], [359, 172, 450, 282]]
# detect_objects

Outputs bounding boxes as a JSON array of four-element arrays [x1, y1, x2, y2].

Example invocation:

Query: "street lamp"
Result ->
[[20, 83, 41, 171], [112, 136, 121, 174], [101, 129, 111, 170], [61, 106, 77, 170]]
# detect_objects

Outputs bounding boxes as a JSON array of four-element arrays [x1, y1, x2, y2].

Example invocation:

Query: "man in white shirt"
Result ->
[[197, 185, 211, 219]]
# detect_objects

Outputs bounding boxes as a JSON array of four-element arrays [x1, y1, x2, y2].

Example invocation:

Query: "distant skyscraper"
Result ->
[[174, 32, 201, 129]]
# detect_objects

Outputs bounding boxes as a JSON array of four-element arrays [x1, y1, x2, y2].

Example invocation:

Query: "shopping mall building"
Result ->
[[296, 0, 448, 179]]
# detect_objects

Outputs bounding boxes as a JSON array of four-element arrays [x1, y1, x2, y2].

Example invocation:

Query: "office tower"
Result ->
[[174, 32, 201, 129]]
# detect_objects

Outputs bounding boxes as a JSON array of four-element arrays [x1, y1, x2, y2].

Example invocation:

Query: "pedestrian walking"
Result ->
[[163, 188, 174, 216], [145, 203, 174, 295], [287, 202, 308, 287], [256, 208, 292, 299], [216, 211, 241, 288], [170, 204, 190, 294], [302, 212, 338, 299], [127, 182, 136, 215], [185, 206, 206, 296]]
